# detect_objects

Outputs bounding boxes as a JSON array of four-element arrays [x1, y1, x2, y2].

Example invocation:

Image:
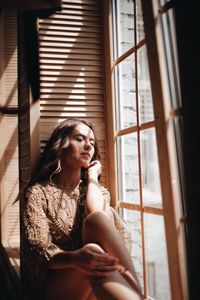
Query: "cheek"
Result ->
[[62, 144, 79, 159], [69, 141, 80, 152]]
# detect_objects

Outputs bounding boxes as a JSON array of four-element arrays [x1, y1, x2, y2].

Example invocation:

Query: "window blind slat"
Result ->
[[40, 68, 102, 75], [40, 20, 101, 28], [40, 76, 102, 82], [40, 41, 101, 49], [39, 35, 102, 44], [39, 30, 101, 39], [40, 94, 103, 100], [39, 24, 101, 33], [45, 14, 101, 22], [40, 82, 103, 88], [40, 48, 101, 55], [40, 100, 103, 105]]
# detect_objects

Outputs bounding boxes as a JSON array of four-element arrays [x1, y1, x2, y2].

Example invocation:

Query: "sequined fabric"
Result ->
[[22, 181, 107, 291], [22, 181, 131, 295]]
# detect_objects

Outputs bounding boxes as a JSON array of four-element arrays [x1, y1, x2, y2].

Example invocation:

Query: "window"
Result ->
[[104, 0, 188, 299], [0, 1, 188, 299]]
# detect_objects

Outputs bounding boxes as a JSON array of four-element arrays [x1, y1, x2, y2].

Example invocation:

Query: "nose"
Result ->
[[84, 140, 92, 150]]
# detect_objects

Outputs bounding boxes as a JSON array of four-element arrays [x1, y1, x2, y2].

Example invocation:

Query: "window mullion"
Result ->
[[141, 0, 188, 299], [134, 0, 147, 295]]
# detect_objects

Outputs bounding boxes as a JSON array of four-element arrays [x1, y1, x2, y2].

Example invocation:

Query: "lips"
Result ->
[[81, 153, 91, 158]]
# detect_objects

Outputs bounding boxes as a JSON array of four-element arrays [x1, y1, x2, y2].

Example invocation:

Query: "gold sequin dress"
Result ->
[[22, 181, 131, 296]]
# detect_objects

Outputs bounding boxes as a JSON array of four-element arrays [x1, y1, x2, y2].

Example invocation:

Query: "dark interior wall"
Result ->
[[174, 1, 200, 299]]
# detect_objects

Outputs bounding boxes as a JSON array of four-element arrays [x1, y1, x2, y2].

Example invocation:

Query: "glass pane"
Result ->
[[161, 10, 181, 108], [115, 53, 137, 130], [173, 117, 186, 212], [116, 133, 140, 204], [114, 0, 135, 58], [120, 208, 144, 290], [144, 214, 171, 300], [140, 128, 162, 208], [136, 0, 145, 43], [138, 45, 154, 124]]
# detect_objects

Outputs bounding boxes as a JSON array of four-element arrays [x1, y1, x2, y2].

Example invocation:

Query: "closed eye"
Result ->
[[76, 137, 83, 142], [74, 134, 95, 146]]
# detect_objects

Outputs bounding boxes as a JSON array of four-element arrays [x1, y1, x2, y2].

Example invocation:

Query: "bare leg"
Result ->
[[43, 267, 92, 300], [86, 292, 97, 300], [42, 243, 110, 300], [83, 211, 143, 300]]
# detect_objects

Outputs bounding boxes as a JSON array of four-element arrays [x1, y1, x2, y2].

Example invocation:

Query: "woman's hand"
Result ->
[[70, 244, 119, 277], [84, 160, 101, 181]]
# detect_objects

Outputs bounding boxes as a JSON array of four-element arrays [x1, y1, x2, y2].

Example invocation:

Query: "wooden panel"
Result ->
[[0, 9, 17, 107], [38, 0, 107, 185], [0, 116, 19, 248], [0, 10, 19, 256]]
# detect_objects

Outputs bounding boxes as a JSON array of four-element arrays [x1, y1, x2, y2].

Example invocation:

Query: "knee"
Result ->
[[83, 243, 105, 254], [84, 211, 110, 229]]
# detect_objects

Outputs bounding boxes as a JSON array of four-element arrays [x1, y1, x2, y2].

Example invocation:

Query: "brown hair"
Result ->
[[28, 119, 100, 186]]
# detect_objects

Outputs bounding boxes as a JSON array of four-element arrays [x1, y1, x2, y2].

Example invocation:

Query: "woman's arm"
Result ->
[[85, 161, 115, 227], [23, 185, 63, 261], [48, 244, 119, 277], [85, 161, 106, 214]]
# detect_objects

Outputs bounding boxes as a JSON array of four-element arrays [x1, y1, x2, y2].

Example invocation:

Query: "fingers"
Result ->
[[88, 160, 98, 167], [88, 252, 119, 277], [83, 160, 99, 169], [74, 247, 120, 277], [88, 160, 101, 170], [92, 257, 118, 268], [82, 160, 102, 180], [87, 248, 118, 265], [92, 252, 118, 263], [85, 252, 118, 267], [88, 270, 109, 277], [87, 265, 119, 278]]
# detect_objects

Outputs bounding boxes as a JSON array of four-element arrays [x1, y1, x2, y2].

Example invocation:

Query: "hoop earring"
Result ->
[[49, 160, 61, 182]]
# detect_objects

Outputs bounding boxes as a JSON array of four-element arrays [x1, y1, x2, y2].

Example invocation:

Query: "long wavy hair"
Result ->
[[28, 119, 100, 187]]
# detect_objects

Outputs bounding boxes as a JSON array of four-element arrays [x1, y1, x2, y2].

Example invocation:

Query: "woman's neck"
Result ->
[[54, 167, 81, 189]]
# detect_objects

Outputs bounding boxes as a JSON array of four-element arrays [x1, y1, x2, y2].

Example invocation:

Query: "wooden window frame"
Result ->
[[141, 1, 188, 299], [103, 0, 188, 299]]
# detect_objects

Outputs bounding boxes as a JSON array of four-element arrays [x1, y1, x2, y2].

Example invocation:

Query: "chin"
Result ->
[[81, 159, 91, 167]]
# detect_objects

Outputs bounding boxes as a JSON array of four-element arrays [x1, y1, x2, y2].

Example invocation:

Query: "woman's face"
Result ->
[[61, 123, 95, 168]]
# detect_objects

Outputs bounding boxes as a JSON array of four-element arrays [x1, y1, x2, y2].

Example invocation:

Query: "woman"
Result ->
[[22, 118, 143, 300]]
